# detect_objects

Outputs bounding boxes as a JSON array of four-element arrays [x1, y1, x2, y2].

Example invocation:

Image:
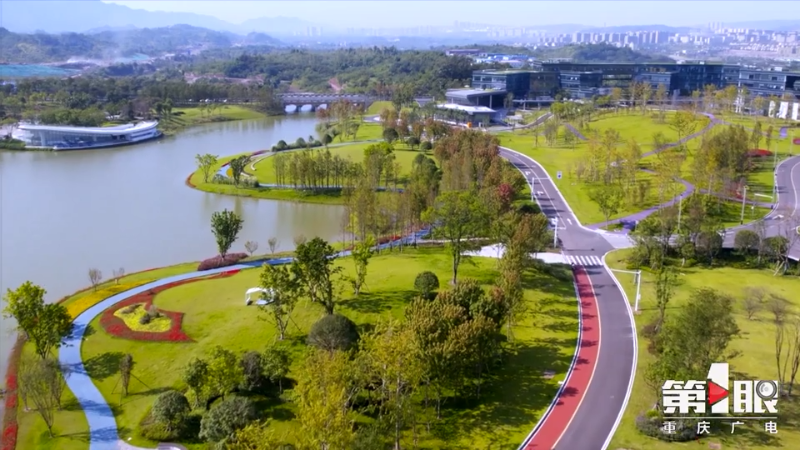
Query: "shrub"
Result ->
[[635, 413, 698, 442], [197, 252, 248, 271], [413, 271, 440, 300], [139, 314, 152, 325], [122, 304, 139, 314], [308, 314, 360, 352], [420, 141, 433, 151], [516, 201, 542, 216], [199, 396, 258, 443], [239, 351, 264, 392], [151, 390, 191, 431], [147, 304, 161, 319]]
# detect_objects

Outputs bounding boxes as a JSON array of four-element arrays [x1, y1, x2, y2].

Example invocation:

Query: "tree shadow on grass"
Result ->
[[83, 351, 124, 380], [339, 289, 417, 314], [430, 341, 574, 446]]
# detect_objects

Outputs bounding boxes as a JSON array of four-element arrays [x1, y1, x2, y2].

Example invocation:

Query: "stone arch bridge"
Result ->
[[278, 93, 375, 111]]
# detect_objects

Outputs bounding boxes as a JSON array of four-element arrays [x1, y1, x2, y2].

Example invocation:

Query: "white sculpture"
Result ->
[[245, 287, 274, 305]]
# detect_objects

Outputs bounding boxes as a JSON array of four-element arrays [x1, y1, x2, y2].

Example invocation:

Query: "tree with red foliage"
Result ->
[[496, 183, 515, 213]]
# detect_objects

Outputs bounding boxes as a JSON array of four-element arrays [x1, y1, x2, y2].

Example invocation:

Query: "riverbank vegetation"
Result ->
[[606, 245, 800, 450]]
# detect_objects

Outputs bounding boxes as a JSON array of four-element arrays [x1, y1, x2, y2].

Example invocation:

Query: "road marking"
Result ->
[[567, 218, 573, 225], [564, 254, 602, 266]]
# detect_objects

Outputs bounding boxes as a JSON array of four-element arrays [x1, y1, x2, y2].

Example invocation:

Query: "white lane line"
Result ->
[[567, 218, 573, 225]]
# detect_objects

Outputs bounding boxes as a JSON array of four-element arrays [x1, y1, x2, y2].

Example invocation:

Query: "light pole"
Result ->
[[553, 217, 559, 248], [740, 184, 748, 224], [610, 268, 642, 312]]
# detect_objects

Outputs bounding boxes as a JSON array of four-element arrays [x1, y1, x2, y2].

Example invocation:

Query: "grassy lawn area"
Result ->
[[366, 101, 394, 115], [499, 115, 688, 225], [606, 248, 800, 450], [78, 248, 579, 448], [13, 263, 199, 450], [160, 106, 265, 134], [248, 142, 432, 185]]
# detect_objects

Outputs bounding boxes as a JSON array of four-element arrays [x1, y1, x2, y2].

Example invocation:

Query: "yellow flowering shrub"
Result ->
[[113, 303, 171, 332], [66, 280, 155, 319]]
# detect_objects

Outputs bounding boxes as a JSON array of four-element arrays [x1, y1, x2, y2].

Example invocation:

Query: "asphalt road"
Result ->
[[722, 154, 800, 260], [500, 147, 636, 450]]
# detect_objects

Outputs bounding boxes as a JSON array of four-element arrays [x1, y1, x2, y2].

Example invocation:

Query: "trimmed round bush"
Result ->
[[139, 314, 152, 325], [152, 390, 191, 431], [199, 396, 258, 443], [516, 201, 542, 216], [307, 314, 360, 352], [414, 271, 440, 300]]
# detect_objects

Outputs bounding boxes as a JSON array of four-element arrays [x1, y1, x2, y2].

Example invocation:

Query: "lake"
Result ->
[[0, 114, 346, 383], [0, 64, 78, 78]]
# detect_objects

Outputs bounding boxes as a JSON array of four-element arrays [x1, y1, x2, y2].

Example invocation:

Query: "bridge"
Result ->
[[277, 93, 375, 111]]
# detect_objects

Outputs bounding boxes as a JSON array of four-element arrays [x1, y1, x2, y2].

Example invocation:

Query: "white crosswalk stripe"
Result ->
[[564, 254, 603, 267]]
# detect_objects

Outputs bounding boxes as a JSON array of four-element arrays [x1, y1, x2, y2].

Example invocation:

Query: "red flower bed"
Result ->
[[794, 138, 800, 145], [99, 272, 236, 342], [2, 336, 23, 450], [748, 149, 773, 157], [197, 252, 248, 271]]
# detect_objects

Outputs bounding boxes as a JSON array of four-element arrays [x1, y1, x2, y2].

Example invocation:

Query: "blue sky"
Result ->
[[102, 1, 796, 28]]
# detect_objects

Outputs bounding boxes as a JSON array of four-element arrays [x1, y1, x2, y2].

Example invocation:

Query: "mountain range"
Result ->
[[0, 0, 320, 35]]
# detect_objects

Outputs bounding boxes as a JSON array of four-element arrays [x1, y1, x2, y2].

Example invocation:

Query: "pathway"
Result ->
[[59, 230, 430, 450]]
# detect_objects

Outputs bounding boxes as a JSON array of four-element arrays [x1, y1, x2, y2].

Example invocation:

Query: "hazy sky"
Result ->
[[102, 1, 796, 28]]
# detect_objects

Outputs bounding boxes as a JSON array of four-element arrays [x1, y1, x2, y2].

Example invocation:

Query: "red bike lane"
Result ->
[[523, 265, 601, 449]]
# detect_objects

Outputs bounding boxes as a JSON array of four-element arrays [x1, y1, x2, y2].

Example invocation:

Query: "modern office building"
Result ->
[[434, 103, 495, 128], [13, 121, 161, 150], [468, 62, 784, 100], [445, 88, 508, 109], [738, 68, 800, 99]]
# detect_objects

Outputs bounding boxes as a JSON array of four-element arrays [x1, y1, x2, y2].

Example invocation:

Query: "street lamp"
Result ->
[[740, 185, 748, 224], [610, 268, 642, 312]]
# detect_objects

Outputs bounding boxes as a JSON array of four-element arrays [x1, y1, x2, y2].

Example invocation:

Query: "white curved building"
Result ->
[[13, 121, 162, 150]]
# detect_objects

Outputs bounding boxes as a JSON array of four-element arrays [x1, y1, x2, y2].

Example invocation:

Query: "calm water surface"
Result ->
[[0, 114, 345, 383]]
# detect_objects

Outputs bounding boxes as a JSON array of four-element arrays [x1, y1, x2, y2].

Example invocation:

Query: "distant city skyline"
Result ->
[[102, 1, 798, 28]]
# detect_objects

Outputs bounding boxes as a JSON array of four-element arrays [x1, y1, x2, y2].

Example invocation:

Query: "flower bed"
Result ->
[[1, 336, 23, 450], [99, 271, 239, 342], [748, 148, 773, 158], [113, 303, 172, 332], [66, 281, 154, 319]]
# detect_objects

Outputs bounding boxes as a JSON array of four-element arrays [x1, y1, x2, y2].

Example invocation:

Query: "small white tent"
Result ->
[[245, 287, 275, 305]]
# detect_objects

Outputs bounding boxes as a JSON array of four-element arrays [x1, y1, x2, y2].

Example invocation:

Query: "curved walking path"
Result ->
[[59, 230, 430, 450]]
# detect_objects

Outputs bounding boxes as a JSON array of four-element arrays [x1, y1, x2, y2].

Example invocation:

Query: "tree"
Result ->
[[244, 241, 259, 256], [112, 267, 125, 284], [182, 358, 210, 408], [226, 422, 289, 449], [751, 121, 763, 149], [588, 184, 624, 224], [207, 346, 243, 400], [308, 314, 360, 353], [196, 153, 219, 183], [267, 237, 279, 255], [258, 264, 301, 341], [3, 282, 73, 360], [734, 229, 760, 257], [350, 236, 375, 296], [293, 237, 341, 315], [239, 351, 265, 392], [383, 127, 399, 144], [413, 271, 440, 300], [774, 316, 800, 396], [406, 136, 420, 150], [424, 191, 488, 284], [18, 354, 61, 437], [88, 268, 103, 291], [293, 350, 356, 450], [229, 155, 250, 187], [152, 390, 191, 432], [262, 343, 291, 393], [211, 209, 244, 258], [768, 294, 791, 324], [120, 354, 134, 397], [742, 297, 762, 320], [199, 396, 258, 443], [360, 321, 423, 449], [650, 288, 739, 381], [653, 265, 677, 331]]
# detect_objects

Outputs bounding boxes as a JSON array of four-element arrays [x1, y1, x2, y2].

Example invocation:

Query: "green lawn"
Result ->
[[248, 142, 431, 185], [79, 248, 579, 449], [499, 113, 690, 225], [606, 248, 800, 450], [366, 101, 394, 115], [161, 106, 265, 134]]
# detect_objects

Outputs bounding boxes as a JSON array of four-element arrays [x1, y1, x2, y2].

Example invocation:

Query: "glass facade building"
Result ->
[[14, 121, 161, 150], [738, 69, 800, 100], [471, 70, 532, 99]]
